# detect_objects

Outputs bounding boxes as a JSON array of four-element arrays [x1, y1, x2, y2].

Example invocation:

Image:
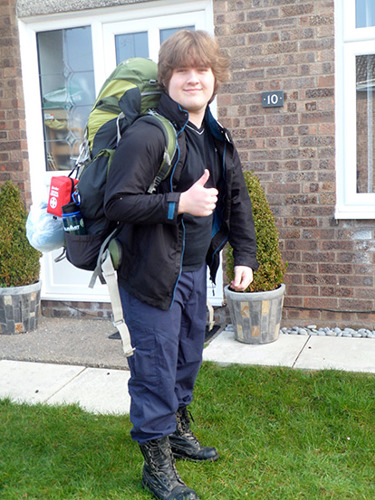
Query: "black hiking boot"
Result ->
[[139, 436, 200, 500], [169, 407, 219, 462]]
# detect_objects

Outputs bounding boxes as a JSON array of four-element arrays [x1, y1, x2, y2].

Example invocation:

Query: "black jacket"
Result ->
[[104, 93, 258, 310]]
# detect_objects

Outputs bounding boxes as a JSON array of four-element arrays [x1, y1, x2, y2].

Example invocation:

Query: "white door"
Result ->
[[19, 0, 223, 305]]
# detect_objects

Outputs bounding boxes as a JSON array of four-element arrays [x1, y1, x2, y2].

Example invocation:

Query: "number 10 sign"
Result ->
[[262, 91, 284, 108]]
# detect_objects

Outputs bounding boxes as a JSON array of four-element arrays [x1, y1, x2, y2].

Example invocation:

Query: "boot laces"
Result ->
[[176, 408, 201, 446], [146, 438, 184, 485]]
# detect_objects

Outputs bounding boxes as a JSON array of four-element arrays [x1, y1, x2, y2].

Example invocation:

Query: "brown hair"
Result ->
[[158, 30, 230, 99]]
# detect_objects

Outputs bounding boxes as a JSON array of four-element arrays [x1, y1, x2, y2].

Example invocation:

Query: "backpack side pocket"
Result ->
[[64, 232, 104, 271]]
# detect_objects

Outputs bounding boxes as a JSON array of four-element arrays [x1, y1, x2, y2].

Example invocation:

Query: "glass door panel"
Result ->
[[356, 0, 375, 28], [114, 26, 195, 65], [160, 26, 194, 43], [102, 10, 206, 72], [37, 26, 95, 171], [115, 32, 149, 63]]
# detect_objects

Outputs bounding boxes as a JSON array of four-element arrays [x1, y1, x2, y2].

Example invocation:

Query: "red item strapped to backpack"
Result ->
[[47, 175, 78, 217]]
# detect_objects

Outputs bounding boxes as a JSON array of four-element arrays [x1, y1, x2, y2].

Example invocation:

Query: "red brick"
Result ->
[[288, 284, 319, 296], [339, 299, 374, 311], [304, 297, 339, 309], [281, 4, 315, 17], [304, 274, 337, 285]]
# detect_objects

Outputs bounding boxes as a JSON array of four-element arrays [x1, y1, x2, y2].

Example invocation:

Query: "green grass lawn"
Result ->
[[1, 362, 374, 499]]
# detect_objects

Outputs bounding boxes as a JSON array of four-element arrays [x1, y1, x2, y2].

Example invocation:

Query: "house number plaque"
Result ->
[[262, 91, 284, 107]]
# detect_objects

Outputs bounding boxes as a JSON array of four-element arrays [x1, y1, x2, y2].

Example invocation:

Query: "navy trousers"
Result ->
[[119, 265, 207, 444]]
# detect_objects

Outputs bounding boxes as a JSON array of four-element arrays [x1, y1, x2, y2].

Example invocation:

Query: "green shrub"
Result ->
[[0, 181, 41, 287], [226, 171, 287, 292]]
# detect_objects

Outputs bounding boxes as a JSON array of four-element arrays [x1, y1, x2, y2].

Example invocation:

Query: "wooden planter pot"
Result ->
[[224, 284, 285, 345], [0, 281, 41, 334]]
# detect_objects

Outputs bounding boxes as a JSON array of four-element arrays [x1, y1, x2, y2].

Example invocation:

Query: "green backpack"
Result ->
[[64, 57, 177, 273], [60, 57, 179, 358]]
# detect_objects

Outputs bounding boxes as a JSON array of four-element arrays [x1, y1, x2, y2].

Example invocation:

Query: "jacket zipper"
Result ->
[[169, 112, 189, 309], [209, 142, 229, 276]]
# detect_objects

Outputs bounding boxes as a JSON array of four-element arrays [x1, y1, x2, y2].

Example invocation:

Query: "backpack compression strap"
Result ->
[[89, 226, 134, 358], [137, 111, 177, 194], [101, 249, 135, 358]]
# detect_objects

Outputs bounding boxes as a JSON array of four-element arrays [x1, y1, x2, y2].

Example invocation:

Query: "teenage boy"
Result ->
[[104, 30, 258, 500]]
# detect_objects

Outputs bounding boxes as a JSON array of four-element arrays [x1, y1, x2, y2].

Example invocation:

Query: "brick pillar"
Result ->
[[0, 0, 31, 205]]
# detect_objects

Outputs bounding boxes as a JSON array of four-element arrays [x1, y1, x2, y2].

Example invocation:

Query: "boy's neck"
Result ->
[[187, 109, 206, 128]]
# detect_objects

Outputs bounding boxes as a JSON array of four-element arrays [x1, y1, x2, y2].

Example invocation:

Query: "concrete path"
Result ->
[[0, 359, 131, 415], [203, 327, 375, 373], [1, 323, 374, 415]]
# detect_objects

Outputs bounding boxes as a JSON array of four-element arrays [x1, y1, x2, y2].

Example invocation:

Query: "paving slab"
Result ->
[[0, 359, 85, 404], [294, 336, 375, 373], [0, 316, 127, 370], [48, 367, 131, 415], [203, 329, 308, 367]]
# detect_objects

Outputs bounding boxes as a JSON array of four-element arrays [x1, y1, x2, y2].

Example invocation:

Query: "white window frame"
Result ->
[[335, 0, 375, 218], [18, 0, 224, 305]]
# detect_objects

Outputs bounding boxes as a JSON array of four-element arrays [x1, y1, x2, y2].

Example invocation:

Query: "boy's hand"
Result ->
[[230, 266, 254, 292], [178, 170, 218, 216]]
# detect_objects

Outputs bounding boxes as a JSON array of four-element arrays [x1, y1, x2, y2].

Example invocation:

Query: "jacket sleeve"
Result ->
[[227, 145, 259, 271], [104, 120, 181, 225]]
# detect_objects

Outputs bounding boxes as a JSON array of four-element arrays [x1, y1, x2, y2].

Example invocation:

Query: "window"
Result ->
[[356, 54, 375, 194], [336, 0, 375, 218], [356, 0, 375, 28], [160, 26, 194, 44], [37, 27, 95, 171], [115, 32, 148, 63], [114, 26, 193, 65]]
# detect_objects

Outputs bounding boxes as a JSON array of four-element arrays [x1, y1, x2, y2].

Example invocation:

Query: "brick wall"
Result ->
[[41, 300, 113, 320], [215, 0, 375, 329], [6, 0, 375, 328], [0, 0, 31, 205]]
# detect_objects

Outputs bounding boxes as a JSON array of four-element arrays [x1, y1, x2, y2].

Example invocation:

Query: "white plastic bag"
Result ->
[[26, 201, 65, 252]]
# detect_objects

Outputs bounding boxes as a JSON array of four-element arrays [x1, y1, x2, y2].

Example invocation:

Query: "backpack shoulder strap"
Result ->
[[137, 111, 177, 193]]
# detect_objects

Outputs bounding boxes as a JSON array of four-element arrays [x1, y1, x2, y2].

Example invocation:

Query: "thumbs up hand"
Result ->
[[178, 170, 218, 216]]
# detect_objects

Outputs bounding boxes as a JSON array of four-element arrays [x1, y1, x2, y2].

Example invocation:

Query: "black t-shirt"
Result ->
[[177, 121, 221, 271]]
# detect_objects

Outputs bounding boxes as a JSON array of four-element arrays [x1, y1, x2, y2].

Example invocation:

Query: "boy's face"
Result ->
[[167, 66, 215, 121]]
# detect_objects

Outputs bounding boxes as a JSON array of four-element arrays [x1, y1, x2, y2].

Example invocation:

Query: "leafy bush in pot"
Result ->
[[0, 181, 41, 287], [226, 171, 287, 292]]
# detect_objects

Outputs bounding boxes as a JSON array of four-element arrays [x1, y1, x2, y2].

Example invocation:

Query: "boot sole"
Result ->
[[172, 451, 220, 462], [142, 477, 200, 499]]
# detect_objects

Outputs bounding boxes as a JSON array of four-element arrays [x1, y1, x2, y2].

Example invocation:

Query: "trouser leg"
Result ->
[[119, 265, 207, 444], [175, 265, 207, 408]]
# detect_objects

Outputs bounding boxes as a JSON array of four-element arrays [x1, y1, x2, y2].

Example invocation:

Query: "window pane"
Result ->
[[37, 26, 95, 171], [160, 26, 194, 44], [356, 0, 375, 28], [356, 54, 375, 193], [115, 32, 148, 64]]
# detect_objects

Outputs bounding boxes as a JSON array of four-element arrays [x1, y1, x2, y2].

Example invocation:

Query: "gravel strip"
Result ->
[[280, 325, 375, 338], [225, 324, 375, 339]]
